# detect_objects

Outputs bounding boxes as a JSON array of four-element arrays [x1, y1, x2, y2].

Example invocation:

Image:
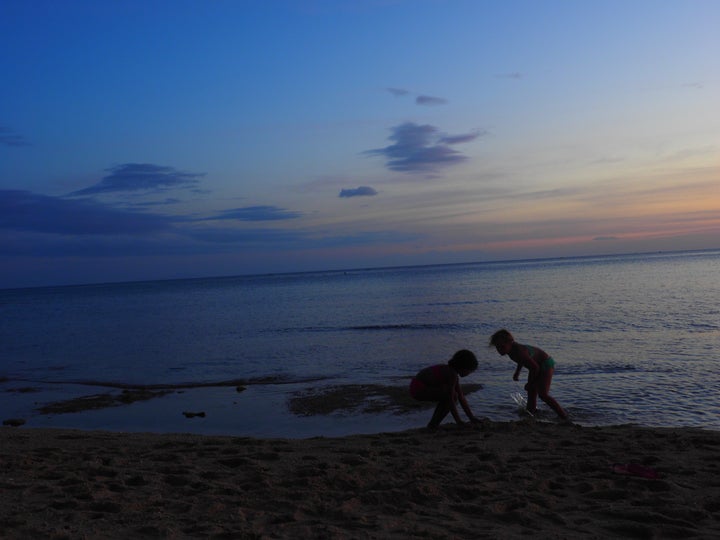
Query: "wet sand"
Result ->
[[2, 421, 720, 539]]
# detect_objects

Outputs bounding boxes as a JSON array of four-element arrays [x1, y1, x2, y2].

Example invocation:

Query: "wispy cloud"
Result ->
[[0, 190, 172, 235], [0, 126, 30, 147], [339, 186, 378, 198], [0, 191, 419, 260], [415, 95, 447, 106], [385, 88, 448, 106], [130, 198, 184, 207], [386, 87, 410, 97], [182, 226, 306, 246], [440, 131, 486, 144], [366, 122, 481, 173], [69, 163, 205, 196], [201, 206, 302, 222]]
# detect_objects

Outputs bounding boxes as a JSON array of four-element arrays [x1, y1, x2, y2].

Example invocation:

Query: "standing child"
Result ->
[[489, 329, 568, 419], [409, 349, 482, 430]]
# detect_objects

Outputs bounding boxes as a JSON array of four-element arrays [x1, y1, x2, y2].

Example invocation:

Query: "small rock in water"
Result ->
[[236, 385, 247, 393], [182, 411, 206, 418]]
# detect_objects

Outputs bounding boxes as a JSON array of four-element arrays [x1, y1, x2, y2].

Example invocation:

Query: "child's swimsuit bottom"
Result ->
[[409, 377, 425, 399], [540, 357, 556, 371], [409, 364, 445, 399], [524, 344, 555, 372]]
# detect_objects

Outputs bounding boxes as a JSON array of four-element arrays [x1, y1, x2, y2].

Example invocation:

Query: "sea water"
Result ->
[[1, 249, 718, 437]]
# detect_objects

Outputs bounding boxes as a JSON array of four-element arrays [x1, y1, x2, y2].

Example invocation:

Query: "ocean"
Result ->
[[1, 249, 718, 438]]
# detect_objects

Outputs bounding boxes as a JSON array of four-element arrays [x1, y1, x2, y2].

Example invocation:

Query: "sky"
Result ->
[[1, 0, 719, 289]]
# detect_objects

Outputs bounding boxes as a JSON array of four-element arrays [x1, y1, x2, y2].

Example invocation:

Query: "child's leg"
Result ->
[[537, 369, 567, 419], [413, 382, 454, 428], [429, 385, 460, 428], [526, 380, 538, 414], [428, 400, 451, 429]]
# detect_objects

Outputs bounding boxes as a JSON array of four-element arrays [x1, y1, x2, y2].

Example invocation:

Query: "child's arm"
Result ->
[[509, 345, 539, 382], [443, 371, 473, 425], [447, 373, 465, 424], [455, 379, 480, 424], [512, 365, 522, 381]]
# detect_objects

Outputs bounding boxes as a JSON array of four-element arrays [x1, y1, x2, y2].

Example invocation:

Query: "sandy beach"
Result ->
[[2, 421, 720, 539]]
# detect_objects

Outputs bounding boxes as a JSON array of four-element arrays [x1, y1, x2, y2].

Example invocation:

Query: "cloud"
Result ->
[[0, 126, 30, 147], [69, 163, 205, 196], [182, 226, 306, 247], [385, 88, 448, 106], [201, 205, 302, 221], [0, 190, 172, 235], [415, 95, 447, 106], [366, 122, 480, 173], [440, 131, 486, 144], [593, 236, 619, 241], [339, 186, 378, 198], [130, 198, 184, 207], [386, 87, 410, 97]]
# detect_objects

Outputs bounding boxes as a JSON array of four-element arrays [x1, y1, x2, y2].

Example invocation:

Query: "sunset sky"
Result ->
[[1, 0, 718, 288]]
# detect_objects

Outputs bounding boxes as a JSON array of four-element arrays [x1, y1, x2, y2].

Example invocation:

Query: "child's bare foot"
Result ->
[[426, 421, 440, 432]]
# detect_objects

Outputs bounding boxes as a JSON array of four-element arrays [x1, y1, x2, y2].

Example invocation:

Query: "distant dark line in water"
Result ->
[[9, 375, 333, 390], [561, 364, 639, 375], [241, 247, 720, 280], [270, 322, 493, 333], [353, 324, 449, 331], [425, 301, 492, 307]]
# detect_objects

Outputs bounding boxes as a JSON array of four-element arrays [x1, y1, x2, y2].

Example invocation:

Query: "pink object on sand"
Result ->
[[612, 463, 660, 479]]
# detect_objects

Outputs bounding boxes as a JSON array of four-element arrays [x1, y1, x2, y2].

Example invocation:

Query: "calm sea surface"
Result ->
[[1, 250, 718, 437]]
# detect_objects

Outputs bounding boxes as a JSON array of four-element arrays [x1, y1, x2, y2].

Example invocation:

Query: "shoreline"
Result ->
[[1, 380, 488, 438], [2, 421, 720, 538]]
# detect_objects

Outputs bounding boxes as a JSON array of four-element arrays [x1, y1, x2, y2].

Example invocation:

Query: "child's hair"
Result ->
[[489, 329, 514, 347], [448, 349, 478, 371]]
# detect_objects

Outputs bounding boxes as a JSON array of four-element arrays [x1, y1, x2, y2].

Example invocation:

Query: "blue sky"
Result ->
[[1, 0, 719, 288]]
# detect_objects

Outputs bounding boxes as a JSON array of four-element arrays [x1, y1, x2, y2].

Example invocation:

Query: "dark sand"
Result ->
[[2, 420, 720, 539]]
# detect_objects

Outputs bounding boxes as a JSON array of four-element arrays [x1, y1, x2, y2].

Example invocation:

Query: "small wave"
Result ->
[[561, 363, 639, 376], [424, 300, 492, 307], [688, 323, 719, 332], [350, 323, 459, 331], [272, 322, 488, 333]]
